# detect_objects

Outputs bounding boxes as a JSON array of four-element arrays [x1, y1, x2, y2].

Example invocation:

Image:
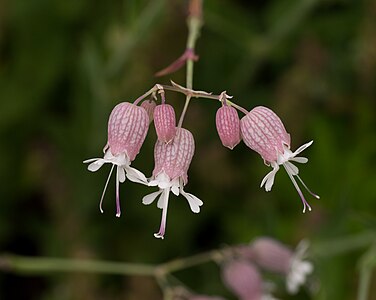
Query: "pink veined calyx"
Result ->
[[142, 127, 203, 239], [83, 102, 149, 217], [240, 106, 320, 213]]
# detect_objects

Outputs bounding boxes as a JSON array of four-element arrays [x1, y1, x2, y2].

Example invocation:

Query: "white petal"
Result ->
[[171, 185, 179, 196], [292, 140, 313, 156], [125, 166, 148, 184], [261, 165, 279, 191], [157, 188, 170, 209], [285, 161, 299, 176], [290, 156, 308, 164], [180, 189, 203, 213], [117, 167, 126, 183], [83, 158, 101, 163], [87, 159, 105, 172], [142, 190, 163, 205]]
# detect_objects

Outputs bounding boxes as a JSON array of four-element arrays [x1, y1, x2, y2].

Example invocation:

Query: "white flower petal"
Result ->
[[157, 188, 169, 209], [87, 159, 105, 172], [171, 185, 179, 196], [125, 166, 148, 184], [142, 190, 163, 205], [290, 156, 308, 164], [180, 189, 203, 213], [293, 140, 313, 156], [117, 166, 126, 183], [285, 161, 299, 176], [261, 165, 279, 191]]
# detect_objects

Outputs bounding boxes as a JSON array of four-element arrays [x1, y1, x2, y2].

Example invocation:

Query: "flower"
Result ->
[[216, 104, 241, 150], [142, 128, 203, 239], [240, 106, 319, 213], [245, 238, 313, 295], [83, 102, 149, 217], [221, 259, 277, 300]]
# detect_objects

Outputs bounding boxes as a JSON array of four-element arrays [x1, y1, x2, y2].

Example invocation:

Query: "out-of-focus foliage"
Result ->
[[0, 0, 375, 299]]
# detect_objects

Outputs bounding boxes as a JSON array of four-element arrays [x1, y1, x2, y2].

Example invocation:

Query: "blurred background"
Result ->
[[0, 0, 375, 299]]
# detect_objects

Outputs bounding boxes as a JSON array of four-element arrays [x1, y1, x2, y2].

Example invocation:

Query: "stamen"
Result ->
[[99, 164, 115, 213], [283, 164, 312, 213], [115, 166, 121, 217], [154, 188, 170, 239], [296, 175, 320, 199]]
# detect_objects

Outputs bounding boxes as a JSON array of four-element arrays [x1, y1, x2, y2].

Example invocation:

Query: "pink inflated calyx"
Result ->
[[84, 102, 149, 218], [153, 127, 194, 185], [140, 99, 157, 124], [216, 104, 241, 150], [240, 106, 290, 163], [240, 106, 319, 213], [154, 103, 177, 143], [107, 102, 149, 161], [142, 128, 203, 239]]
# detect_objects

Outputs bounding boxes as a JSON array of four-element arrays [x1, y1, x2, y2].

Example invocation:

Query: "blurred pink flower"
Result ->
[[240, 106, 319, 213], [142, 128, 202, 239], [221, 259, 276, 300], [84, 102, 149, 217], [249, 238, 313, 295]]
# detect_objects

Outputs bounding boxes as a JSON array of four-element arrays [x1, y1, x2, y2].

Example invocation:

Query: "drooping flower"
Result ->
[[142, 128, 203, 239], [83, 102, 149, 217], [154, 103, 177, 143], [241, 237, 313, 295], [221, 259, 277, 300], [216, 104, 241, 150], [240, 106, 319, 213]]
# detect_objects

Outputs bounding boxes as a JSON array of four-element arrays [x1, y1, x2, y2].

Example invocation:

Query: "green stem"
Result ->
[[160, 250, 222, 274], [0, 254, 155, 276], [177, 4, 203, 128], [357, 243, 376, 300]]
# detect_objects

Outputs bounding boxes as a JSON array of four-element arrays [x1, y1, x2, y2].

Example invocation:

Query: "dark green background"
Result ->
[[0, 0, 375, 299]]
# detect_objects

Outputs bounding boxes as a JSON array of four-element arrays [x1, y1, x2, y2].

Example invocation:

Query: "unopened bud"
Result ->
[[216, 105, 241, 149], [154, 104, 177, 143]]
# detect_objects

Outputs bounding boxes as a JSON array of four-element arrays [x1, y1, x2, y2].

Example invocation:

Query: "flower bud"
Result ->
[[140, 99, 157, 124], [216, 105, 241, 149], [221, 259, 263, 300], [154, 104, 177, 143], [108, 102, 149, 161]]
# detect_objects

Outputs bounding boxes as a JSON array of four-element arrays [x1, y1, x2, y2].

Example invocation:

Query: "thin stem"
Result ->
[[177, 1, 203, 128], [133, 85, 158, 105], [159, 249, 222, 274], [0, 254, 155, 276]]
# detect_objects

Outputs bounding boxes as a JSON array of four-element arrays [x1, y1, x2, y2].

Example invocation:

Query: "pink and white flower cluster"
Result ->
[[84, 90, 318, 239], [84, 97, 202, 239]]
